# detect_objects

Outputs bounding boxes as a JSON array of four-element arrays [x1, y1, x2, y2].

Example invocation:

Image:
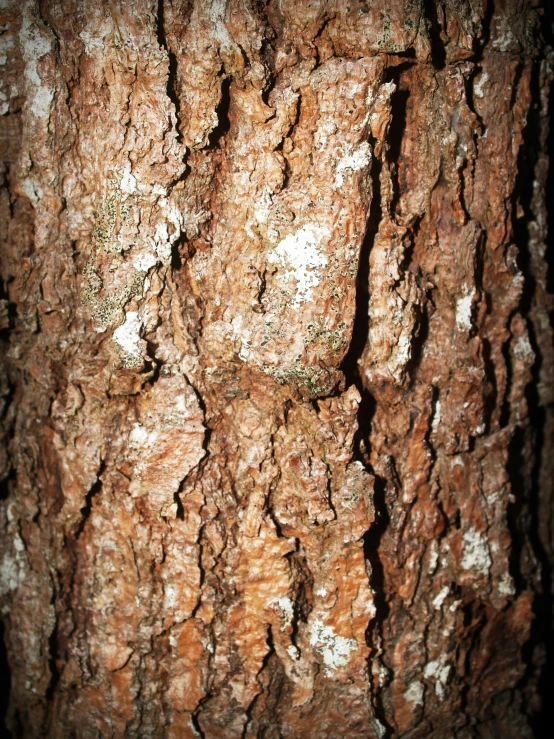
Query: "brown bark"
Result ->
[[0, 1, 553, 737]]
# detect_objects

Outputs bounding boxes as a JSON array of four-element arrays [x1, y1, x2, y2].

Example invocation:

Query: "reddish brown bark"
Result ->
[[0, 1, 553, 737]]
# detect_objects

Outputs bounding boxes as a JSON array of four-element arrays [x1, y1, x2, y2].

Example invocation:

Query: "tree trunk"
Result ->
[[0, 0, 553, 736]]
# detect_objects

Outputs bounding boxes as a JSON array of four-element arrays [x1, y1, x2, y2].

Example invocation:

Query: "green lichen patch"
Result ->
[[81, 259, 145, 329], [306, 319, 349, 354], [119, 351, 144, 370], [267, 363, 337, 399], [92, 180, 122, 252]]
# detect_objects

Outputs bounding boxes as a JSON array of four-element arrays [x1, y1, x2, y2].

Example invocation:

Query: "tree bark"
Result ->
[[0, 0, 553, 737]]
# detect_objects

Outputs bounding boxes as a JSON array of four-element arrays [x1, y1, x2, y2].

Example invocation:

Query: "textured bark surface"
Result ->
[[0, 0, 553, 737]]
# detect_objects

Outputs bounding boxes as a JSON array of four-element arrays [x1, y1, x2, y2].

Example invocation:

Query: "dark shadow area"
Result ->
[[207, 77, 231, 149], [506, 15, 554, 731], [480, 334, 498, 435], [544, 7, 554, 299], [0, 472, 13, 503], [170, 231, 188, 271], [0, 275, 13, 734], [0, 622, 10, 738], [403, 299, 428, 387], [0, 277, 15, 345], [74, 461, 105, 540], [363, 473, 392, 739], [157, 0, 182, 139], [340, 132, 381, 456], [363, 476, 391, 625], [45, 611, 61, 706], [422, 0, 446, 69], [382, 61, 413, 218], [338, 119, 395, 734]]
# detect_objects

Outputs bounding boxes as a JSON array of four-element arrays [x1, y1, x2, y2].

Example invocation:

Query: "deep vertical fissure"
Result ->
[[340, 134, 394, 733], [157, 0, 182, 138]]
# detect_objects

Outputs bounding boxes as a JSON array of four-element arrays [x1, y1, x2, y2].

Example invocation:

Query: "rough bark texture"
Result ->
[[0, 1, 553, 737]]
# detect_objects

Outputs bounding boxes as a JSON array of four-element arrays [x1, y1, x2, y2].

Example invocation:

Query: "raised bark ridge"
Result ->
[[0, 1, 553, 737]]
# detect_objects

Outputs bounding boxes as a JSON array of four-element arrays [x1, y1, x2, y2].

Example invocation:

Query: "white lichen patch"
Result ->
[[365, 598, 377, 620], [492, 17, 515, 52], [0, 88, 8, 116], [0, 553, 20, 596], [424, 656, 451, 701], [474, 71, 489, 99], [230, 314, 255, 363], [268, 596, 294, 630], [287, 644, 300, 661], [164, 582, 178, 609], [20, 177, 40, 205], [269, 224, 330, 305], [132, 251, 158, 273], [153, 221, 172, 264], [428, 541, 439, 574], [369, 81, 396, 131], [309, 618, 357, 675], [20, 8, 54, 120], [188, 717, 202, 737], [254, 187, 273, 225], [404, 680, 424, 707], [120, 166, 137, 195], [78, 17, 113, 55], [335, 142, 372, 187], [208, 0, 233, 49], [431, 399, 441, 434], [393, 332, 412, 369], [314, 118, 338, 150], [160, 197, 182, 233], [461, 527, 491, 575], [455, 287, 475, 331], [0, 533, 27, 597], [113, 311, 143, 366], [513, 332, 534, 361], [149, 197, 183, 264], [129, 423, 159, 447], [498, 574, 516, 597], [432, 585, 450, 610]]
